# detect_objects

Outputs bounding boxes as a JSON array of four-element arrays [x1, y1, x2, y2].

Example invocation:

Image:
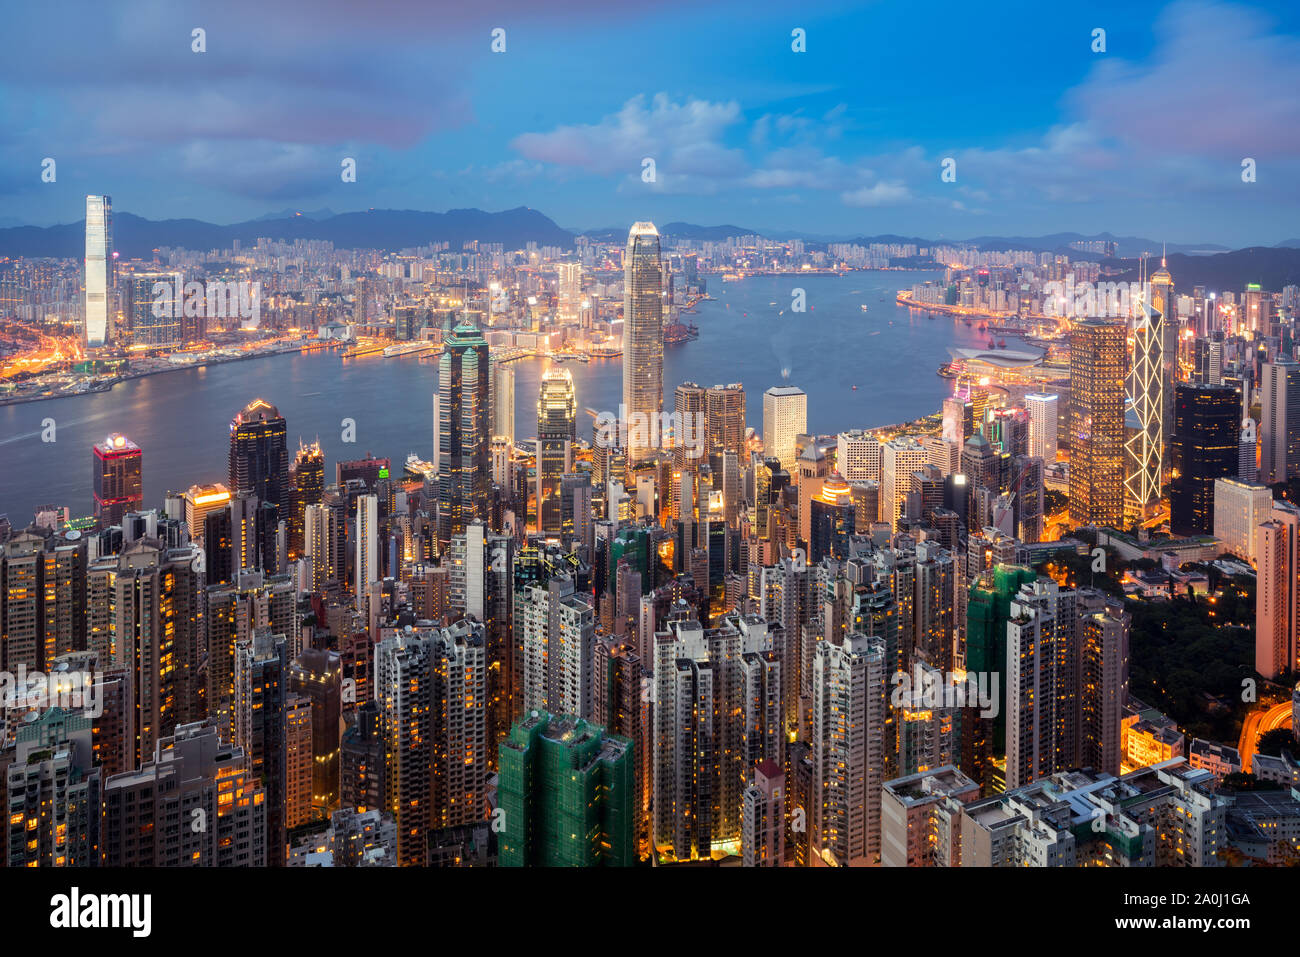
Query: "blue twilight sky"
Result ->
[[2, 0, 1299, 246]]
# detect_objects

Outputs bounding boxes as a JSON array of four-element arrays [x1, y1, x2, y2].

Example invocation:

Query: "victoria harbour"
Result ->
[[1, 271, 989, 521]]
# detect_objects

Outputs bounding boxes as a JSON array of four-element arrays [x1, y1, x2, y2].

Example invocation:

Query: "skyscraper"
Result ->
[[1125, 303, 1165, 518], [437, 323, 491, 546], [762, 385, 807, 473], [1024, 393, 1059, 464], [288, 441, 325, 561], [93, 433, 142, 530], [497, 711, 635, 867], [706, 382, 746, 458], [623, 222, 664, 464], [1260, 359, 1300, 485], [354, 493, 379, 598], [84, 194, 113, 348], [1256, 502, 1300, 681], [1068, 320, 1126, 527], [1169, 385, 1240, 536], [536, 367, 576, 536], [228, 399, 290, 510]]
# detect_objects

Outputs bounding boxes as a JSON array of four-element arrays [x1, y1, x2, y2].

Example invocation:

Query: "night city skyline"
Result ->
[[2, 0, 1297, 934]]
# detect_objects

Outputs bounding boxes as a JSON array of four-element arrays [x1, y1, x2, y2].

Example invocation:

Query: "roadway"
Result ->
[[1238, 700, 1294, 773]]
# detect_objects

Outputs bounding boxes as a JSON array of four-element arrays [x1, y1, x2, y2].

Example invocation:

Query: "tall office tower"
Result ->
[[228, 398, 290, 510], [1169, 385, 1240, 536], [302, 502, 338, 593], [1004, 579, 1090, 790], [1239, 417, 1258, 483], [373, 620, 488, 865], [652, 616, 771, 861], [1025, 393, 1059, 463], [1, 532, 44, 671], [354, 493, 379, 599], [881, 437, 927, 532], [83, 194, 113, 348], [498, 711, 635, 867], [837, 430, 882, 482], [182, 483, 231, 548], [742, 758, 785, 867], [942, 396, 972, 446], [1069, 320, 1126, 527], [289, 648, 343, 818], [125, 270, 183, 348], [437, 323, 491, 546], [101, 721, 267, 867], [515, 575, 596, 720], [536, 368, 577, 535], [93, 433, 143, 530], [1256, 501, 1300, 681], [204, 571, 296, 738], [706, 382, 746, 458], [762, 386, 807, 472], [673, 382, 707, 494], [960, 433, 999, 498], [1149, 256, 1179, 447], [913, 540, 955, 672], [1125, 303, 1165, 518], [5, 708, 101, 867], [623, 222, 664, 464], [811, 632, 886, 867], [111, 540, 205, 768], [988, 407, 1029, 459], [1213, 478, 1273, 563], [924, 435, 960, 477], [232, 630, 289, 865], [1260, 359, 1300, 485], [1080, 606, 1130, 778], [490, 355, 515, 445], [288, 441, 324, 560], [808, 474, 855, 564]]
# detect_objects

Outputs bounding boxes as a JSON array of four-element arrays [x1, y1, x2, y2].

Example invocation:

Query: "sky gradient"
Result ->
[[2, 0, 1299, 245]]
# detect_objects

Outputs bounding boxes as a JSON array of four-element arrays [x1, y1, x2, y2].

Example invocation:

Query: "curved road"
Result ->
[[1238, 701, 1294, 773]]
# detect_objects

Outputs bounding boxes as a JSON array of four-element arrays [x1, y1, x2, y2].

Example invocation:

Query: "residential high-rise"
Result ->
[[652, 616, 778, 862], [437, 323, 491, 546], [762, 386, 807, 472], [741, 758, 785, 867], [83, 194, 113, 348], [1080, 606, 1130, 778], [1260, 359, 1300, 485], [232, 629, 290, 864], [1024, 393, 1059, 464], [497, 711, 635, 867], [623, 222, 664, 464], [811, 632, 886, 866], [100, 721, 267, 867], [373, 620, 488, 866], [93, 433, 143, 530], [1169, 385, 1240, 536], [490, 356, 515, 446], [515, 575, 595, 720], [228, 399, 290, 510], [5, 708, 101, 867], [182, 483, 231, 548], [1125, 302, 1165, 518], [1068, 319, 1126, 527], [536, 367, 577, 536], [288, 647, 344, 818]]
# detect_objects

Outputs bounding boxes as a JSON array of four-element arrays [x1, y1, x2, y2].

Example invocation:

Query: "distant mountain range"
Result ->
[[1, 208, 1296, 291], [1111, 247, 1300, 293], [0, 207, 574, 259]]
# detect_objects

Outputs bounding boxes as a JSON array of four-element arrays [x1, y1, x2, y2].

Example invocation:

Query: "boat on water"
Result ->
[[860, 304, 868, 312]]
